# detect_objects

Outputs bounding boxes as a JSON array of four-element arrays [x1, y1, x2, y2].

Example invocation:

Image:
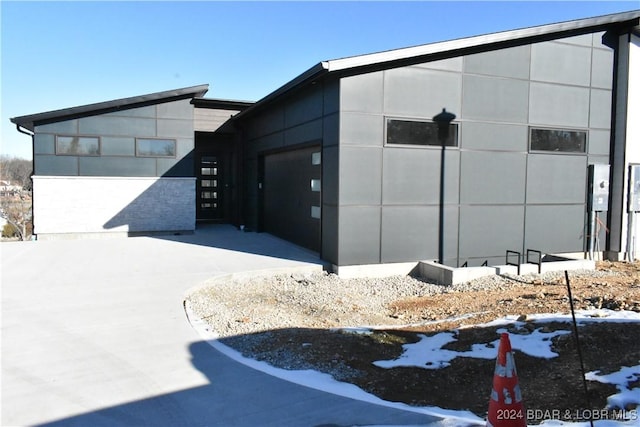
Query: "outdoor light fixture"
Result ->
[[433, 108, 456, 142], [433, 108, 456, 265]]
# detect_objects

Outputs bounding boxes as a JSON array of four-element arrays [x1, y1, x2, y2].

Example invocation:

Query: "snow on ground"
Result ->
[[586, 366, 640, 413], [186, 305, 640, 427]]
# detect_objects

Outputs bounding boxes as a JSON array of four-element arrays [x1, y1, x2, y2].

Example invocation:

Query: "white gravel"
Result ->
[[185, 269, 614, 338]]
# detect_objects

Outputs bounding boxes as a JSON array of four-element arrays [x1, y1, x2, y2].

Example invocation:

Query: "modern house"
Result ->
[[11, 10, 640, 275]]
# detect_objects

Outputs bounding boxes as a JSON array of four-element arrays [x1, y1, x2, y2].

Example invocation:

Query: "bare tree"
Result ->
[[1, 156, 33, 240], [0, 156, 32, 189]]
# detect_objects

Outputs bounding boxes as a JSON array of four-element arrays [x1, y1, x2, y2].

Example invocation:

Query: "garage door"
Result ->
[[263, 146, 321, 252]]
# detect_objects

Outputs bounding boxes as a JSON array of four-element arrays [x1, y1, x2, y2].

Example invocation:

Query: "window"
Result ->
[[56, 136, 100, 155], [136, 138, 176, 157], [386, 118, 458, 147], [530, 128, 587, 153], [311, 152, 321, 165]]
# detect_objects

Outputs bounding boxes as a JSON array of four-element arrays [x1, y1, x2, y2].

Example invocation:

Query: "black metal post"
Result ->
[[433, 108, 456, 265]]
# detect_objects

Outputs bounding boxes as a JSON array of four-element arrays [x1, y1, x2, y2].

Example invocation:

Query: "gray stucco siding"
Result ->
[[340, 71, 384, 113], [528, 83, 591, 127], [35, 155, 79, 175], [340, 112, 384, 147], [244, 107, 285, 140], [35, 119, 79, 134], [78, 116, 157, 137], [79, 157, 157, 177], [530, 42, 592, 86], [588, 130, 611, 156], [284, 86, 324, 127], [34, 134, 55, 154], [459, 151, 527, 205], [239, 27, 618, 267], [524, 204, 587, 253], [462, 75, 529, 123], [384, 67, 462, 117], [555, 33, 594, 47], [241, 81, 339, 245], [284, 119, 323, 146], [338, 206, 381, 265], [589, 89, 613, 129], [463, 45, 531, 79], [32, 99, 196, 179], [415, 57, 463, 72], [381, 147, 459, 205], [525, 154, 588, 204], [458, 205, 525, 260], [104, 105, 156, 118], [157, 99, 193, 119], [322, 112, 339, 147], [330, 35, 614, 267], [459, 122, 528, 151], [156, 118, 194, 138], [338, 146, 382, 206], [591, 48, 615, 89], [322, 145, 339, 206], [100, 137, 136, 156], [381, 205, 458, 263]]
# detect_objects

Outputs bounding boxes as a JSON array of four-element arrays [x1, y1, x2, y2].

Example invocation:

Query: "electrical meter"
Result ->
[[588, 164, 610, 211], [629, 165, 640, 212]]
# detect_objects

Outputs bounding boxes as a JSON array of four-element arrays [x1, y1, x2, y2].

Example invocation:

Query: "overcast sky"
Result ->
[[2, 1, 638, 159]]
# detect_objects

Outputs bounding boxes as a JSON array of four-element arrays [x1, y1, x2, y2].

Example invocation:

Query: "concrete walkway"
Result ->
[[2, 225, 438, 426]]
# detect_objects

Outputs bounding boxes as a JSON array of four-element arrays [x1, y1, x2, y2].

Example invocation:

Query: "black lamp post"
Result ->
[[433, 108, 456, 264]]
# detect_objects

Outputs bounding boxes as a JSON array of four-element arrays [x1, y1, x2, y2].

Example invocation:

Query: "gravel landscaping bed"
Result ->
[[185, 262, 640, 421]]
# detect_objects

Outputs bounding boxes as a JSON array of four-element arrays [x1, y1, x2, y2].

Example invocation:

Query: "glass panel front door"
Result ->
[[197, 155, 224, 220]]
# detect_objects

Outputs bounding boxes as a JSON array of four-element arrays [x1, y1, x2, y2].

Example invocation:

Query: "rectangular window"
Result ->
[[311, 152, 321, 165], [529, 128, 587, 153], [56, 136, 100, 156], [311, 206, 321, 219], [386, 118, 458, 147], [136, 138, 176, 157]]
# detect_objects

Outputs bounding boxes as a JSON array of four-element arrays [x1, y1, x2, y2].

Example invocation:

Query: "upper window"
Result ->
[[386, 118, 458, 147], [530, 128, 587, 153], [56, 136, 100, 156], [136, 138, 176, 158]]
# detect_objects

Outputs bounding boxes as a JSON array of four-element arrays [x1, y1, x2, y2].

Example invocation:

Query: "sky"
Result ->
[[191, 307, 640, 425], [1, 1, 639, 160]]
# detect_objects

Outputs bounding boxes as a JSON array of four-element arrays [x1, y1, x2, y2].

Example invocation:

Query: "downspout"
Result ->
[[15, 124, 35, 240], [16, 124, 34, 137]]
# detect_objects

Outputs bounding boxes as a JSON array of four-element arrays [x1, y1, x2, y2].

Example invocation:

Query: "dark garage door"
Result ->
[[262, 146, 321, 252]]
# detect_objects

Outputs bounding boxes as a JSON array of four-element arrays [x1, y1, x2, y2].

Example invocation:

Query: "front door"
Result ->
[[197, 154, 224, 221]]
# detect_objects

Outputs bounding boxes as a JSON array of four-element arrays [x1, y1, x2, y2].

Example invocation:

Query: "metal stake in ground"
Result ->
[[564, 270, 594, 427]]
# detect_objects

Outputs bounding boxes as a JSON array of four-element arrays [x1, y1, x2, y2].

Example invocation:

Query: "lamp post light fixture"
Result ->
[[433, 108, 456, 265], [433, 108, 456, 144]]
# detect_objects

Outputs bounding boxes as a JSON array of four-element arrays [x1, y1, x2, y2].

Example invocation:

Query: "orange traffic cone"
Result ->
[[486, 333, 527, 427]]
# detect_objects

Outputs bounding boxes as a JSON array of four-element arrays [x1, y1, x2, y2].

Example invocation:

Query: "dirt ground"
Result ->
[[221, 261, 640, 423]]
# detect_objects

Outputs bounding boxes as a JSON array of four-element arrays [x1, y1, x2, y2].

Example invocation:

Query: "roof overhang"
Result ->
[[235, 10, 639, 120], [191, 97, 254, 111], [323, 10, 640, 73], [10, 84, 209, 132]]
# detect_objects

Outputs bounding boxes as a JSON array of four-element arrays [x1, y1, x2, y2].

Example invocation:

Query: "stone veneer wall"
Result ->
[[33, 176, 195, 238]]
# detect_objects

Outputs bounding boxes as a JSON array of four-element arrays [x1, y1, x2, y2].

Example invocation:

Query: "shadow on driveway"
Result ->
[[36, 339, 437, 427], [154, 223, 324, 266]]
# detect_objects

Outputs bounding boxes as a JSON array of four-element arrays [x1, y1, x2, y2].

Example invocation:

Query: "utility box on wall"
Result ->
[[629, 165, 640, 212], [588, 164, 610, 211]]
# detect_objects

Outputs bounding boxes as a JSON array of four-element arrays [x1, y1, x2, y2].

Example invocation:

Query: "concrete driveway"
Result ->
[[2, 225, 438, 426]]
